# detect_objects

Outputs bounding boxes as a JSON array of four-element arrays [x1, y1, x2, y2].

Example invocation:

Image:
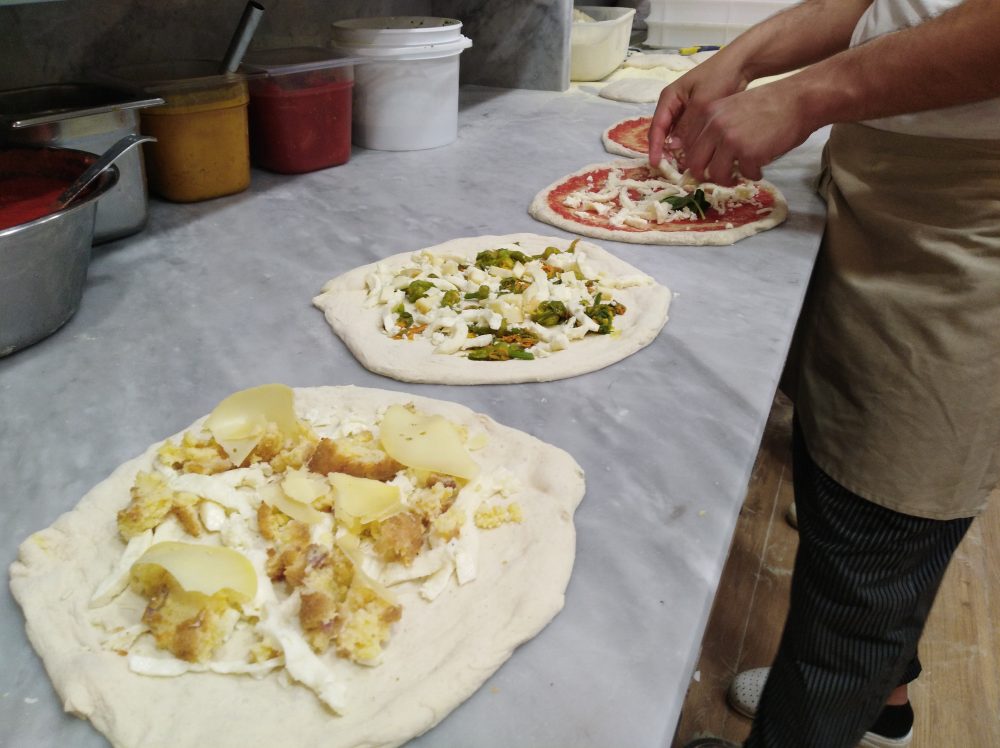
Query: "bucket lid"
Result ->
[[333, 35, 472, 62], [332, 16, 464, 47]]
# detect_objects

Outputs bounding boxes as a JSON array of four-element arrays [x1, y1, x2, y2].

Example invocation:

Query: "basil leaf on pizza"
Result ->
[[10, 385, 585, 748], [662, 189, 710, 219], [313, 234, 671, 385], [530, 158, 788, 246]]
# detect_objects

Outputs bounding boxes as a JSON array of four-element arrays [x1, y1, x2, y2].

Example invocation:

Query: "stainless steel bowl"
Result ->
[[0, 146, 119, 357], [0, 83, 162, 243]]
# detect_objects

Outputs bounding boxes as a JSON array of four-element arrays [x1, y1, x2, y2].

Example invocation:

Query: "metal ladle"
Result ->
[[54, 134, 157, 210]]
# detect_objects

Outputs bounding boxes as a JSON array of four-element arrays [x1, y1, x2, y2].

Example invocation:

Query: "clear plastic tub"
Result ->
[[242, 48, 357, 174], [101, 61, 250, 203], [571, 6, 636, 81]]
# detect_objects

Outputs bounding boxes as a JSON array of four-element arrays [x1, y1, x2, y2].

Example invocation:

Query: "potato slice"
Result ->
[[131, 541, 257, 602], [379, 405, 480, 480], [330, 473, 403, 528], [260, 482, 327, 526], [204, 384, 298, 466]]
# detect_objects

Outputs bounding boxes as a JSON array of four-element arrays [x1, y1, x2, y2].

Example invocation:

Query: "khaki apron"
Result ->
[[787, 123, 1000, 519]]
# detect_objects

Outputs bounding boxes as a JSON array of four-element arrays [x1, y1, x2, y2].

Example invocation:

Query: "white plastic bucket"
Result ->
[[332, 17, 473, 151]]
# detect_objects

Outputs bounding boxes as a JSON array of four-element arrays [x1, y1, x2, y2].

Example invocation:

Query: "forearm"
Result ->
[[717, 0, 873, 81], [785, 0, 1000, 129]]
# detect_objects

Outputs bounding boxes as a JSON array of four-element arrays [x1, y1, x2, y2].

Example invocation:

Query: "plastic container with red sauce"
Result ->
[[241, 48, 358, 174]]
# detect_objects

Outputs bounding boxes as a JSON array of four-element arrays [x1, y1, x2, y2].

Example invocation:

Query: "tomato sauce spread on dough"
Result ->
[[547, 165, 775, 233], [607, 117, 652, 155]]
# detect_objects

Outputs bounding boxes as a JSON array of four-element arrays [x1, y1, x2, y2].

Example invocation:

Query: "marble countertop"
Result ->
[[0, 86, 827, 748]]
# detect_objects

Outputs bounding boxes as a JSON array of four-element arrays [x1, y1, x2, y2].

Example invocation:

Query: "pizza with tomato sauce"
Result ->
[[529, 157, 788, 246], [602, 116, 653, 158]]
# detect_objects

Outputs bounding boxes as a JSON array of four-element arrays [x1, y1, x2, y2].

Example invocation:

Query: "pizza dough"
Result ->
[[530, 159, 788, 246], [603, 115, 654, 158], [623, 52, 696, 71], [599, 76, 678, 104], [9, 386, 585, 748], [599, 68, 798, 103], [313, 234, 671, 385]]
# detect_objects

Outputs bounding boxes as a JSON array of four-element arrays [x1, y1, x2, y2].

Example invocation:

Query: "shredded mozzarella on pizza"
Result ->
[[365, 243, 651, 360], [562, 161, 762, 227]]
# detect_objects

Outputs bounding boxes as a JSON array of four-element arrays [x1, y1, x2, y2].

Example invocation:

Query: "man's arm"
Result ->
[[647, 0, 873, 165], [669, 0, 1000, 185], [793, 0, 1000, 127]]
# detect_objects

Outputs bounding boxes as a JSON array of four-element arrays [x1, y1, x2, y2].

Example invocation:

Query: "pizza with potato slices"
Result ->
[[10, 384, 584, 748]]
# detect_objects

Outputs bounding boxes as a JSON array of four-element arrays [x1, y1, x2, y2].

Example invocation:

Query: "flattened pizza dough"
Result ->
[[10, 386, 585, 748], [601, 69, 799, 103], [313, 234, 671, 385], [599, 75, 681, 103], [602, 115, 654, 158], [623, 52, 696, 71], [530, 159, 788, 246]]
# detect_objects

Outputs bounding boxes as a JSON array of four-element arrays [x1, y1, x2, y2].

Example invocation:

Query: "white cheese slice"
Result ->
[[89, 530, 154, 608], [258, 592, 347, 714], [381, 545, 450, 586], [199, 501, 227, 533], [434, 319, 468, 355], [170, 473, 255, 517], [128, 651, 285, 678], [419, 559, 455, 601]]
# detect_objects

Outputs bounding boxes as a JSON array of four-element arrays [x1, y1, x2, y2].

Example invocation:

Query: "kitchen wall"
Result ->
[[0, 0, 571, 92]]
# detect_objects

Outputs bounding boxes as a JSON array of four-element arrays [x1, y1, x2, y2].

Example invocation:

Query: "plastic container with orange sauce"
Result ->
[[242, 48, 358, 174], [101, 61, 251, 203]]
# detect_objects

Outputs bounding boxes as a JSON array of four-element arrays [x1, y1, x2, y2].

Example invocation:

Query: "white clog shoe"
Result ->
[[728, 666, 769, 718], [727, 667, 913, 747]]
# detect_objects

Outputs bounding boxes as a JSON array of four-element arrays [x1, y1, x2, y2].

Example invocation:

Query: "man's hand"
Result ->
[[647, 58, 748, 167], [677, 81, 817, 186], [646, 0, 876, 182]]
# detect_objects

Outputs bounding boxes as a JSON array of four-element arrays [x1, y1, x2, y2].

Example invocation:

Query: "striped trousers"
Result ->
[[744, 417, 974, 748]]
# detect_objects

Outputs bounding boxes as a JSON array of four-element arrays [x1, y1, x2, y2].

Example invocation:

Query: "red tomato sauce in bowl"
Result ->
[[0, 176, 72, 230], [0, 148, 96, 231]]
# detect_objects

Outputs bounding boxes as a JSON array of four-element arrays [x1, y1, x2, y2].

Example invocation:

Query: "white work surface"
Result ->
[[0, 86, 828, 748]]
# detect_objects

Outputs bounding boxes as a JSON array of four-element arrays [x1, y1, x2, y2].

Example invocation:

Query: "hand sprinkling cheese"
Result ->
[[559, 158, 761, 230]]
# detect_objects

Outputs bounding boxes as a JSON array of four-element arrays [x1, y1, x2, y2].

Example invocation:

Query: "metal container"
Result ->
[[0, 83, 162, 243], [0, 146, 119, 357]]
